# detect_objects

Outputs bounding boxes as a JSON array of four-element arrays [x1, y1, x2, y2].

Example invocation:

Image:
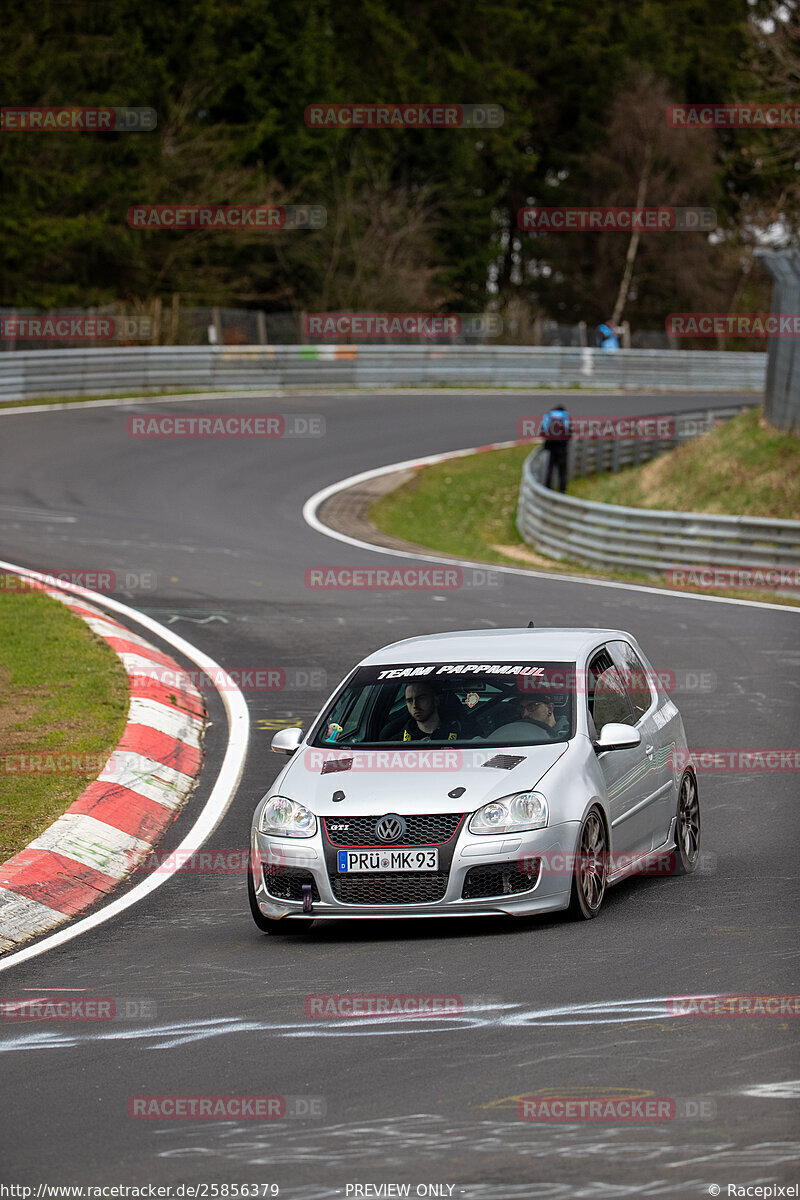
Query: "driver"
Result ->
[[387, 681, 460, 742]]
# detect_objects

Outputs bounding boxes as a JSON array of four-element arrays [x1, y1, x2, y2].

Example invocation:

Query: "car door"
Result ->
[[609, 640, 675, 850], [587, 647, 653, 858]]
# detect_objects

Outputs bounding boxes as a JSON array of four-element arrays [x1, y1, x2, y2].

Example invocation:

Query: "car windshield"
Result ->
[[310, 661, 576, 748]]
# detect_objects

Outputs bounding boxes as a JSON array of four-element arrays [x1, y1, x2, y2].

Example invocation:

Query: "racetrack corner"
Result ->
[[0, 574, 207, 954]]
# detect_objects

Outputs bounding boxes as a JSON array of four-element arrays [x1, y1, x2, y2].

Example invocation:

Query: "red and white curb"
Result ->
[[0, 579, 207, 954]]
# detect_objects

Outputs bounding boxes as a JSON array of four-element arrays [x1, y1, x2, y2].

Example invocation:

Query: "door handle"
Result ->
[[645, 744, 655, 759]]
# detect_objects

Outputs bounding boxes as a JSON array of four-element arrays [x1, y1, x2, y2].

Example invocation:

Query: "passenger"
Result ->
[[519, 693, 557, 736]]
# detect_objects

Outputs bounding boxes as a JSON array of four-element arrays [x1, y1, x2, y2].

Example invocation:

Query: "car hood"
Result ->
[[270, 742, 569, 817]]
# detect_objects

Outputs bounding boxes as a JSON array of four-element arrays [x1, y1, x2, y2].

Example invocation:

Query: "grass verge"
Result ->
[[0, 588, 129, 861], [369, 443, 800, 608], [568, 407, 800, 520]]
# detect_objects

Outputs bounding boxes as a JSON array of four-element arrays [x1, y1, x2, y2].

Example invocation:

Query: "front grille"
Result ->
[[263, 866, 320, 903], [331, 871, 448, 905], [324, 813, 463, 847], [461, 860, 540, 899]]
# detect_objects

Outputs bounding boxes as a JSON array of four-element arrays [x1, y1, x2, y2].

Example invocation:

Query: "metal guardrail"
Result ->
[[569, 407, 745, 475], [0, 344, 766, 402], [517, 407, 800, 575]]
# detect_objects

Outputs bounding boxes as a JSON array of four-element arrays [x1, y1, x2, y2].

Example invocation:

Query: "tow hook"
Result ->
[[301, 883, 314, 914]]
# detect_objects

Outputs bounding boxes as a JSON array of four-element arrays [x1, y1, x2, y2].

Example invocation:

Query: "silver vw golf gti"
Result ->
[[248, 628, 700, 932]]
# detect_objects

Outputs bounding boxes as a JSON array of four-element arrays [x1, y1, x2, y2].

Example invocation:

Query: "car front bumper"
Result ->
[[250, 821, 579, 921]]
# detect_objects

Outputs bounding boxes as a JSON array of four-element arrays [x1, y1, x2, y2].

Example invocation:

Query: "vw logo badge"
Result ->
[[374, 814, 407, 843]]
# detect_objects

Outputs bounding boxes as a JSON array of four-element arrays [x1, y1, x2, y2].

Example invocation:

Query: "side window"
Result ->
[[320, 683, 373, 742], [588, 648, 635, 733], [610, 640, 654, 723]]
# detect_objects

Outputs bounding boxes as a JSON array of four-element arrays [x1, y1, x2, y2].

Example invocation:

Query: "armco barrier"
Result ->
[[517, 407, 800, 575], [0, 344, 766, 401]]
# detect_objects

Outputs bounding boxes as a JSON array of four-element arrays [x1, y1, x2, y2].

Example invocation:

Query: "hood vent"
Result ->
[[482, 754, 525, 770], [321, 757, 353, 775]]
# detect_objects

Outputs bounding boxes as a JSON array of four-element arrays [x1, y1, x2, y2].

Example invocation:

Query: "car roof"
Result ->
[[359, 628, 634, 666]]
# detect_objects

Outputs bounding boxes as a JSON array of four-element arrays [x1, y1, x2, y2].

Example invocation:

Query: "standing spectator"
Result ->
[[596, 321, 620, 351], [542, 404, 571, 493]]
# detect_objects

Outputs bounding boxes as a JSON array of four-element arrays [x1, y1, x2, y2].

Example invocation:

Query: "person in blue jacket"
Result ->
[[542, 404, 571, 492], [596, 321, 620, 351]]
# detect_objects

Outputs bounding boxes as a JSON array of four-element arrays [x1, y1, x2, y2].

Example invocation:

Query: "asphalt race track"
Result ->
[[1, 389, 798, 1199]]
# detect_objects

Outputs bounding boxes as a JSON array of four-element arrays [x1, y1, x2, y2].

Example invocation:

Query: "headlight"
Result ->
[[468, 791, 548, 836], [258, 795, 317, 838]]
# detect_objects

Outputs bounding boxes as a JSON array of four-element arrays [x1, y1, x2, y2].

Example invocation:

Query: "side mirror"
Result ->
[[271, 727, 304, 755], [594, 722, 641, 752]]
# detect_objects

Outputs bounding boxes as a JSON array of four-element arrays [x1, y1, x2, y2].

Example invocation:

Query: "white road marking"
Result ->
[[0, 559, 250, 973], [167, 614, 229, 625], [0, 387, 645, 420], [302, 448, 800, 615], [0, 390, 288, 417], [0, 891, 63, 953], [738, 1081, 800, 1098], [95, 749, 194, 808], [83, 616, 155, 650], [0, 995, 699, 1050], [28, 814, 152, 879], [127, 696, 203, 744], [0, 505, 76, 523], [117, 650, 192, 680]]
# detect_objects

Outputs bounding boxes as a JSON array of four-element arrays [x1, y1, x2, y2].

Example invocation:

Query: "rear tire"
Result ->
[[567, 807, 607, 920], [247, 863, 314, 934], [671, 770, 700, 875]]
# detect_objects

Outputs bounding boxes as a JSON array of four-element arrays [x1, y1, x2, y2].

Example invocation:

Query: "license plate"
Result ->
[[337, 849, 439, 873]]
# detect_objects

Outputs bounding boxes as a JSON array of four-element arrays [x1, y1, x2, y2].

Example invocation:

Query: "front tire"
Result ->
[[247, 864, 314, 934], [567, 807, 607, 920], [671, 770, 700, 875]]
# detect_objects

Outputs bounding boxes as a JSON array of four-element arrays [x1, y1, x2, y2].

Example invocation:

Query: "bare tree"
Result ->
[[586, 70, 719, 326]]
